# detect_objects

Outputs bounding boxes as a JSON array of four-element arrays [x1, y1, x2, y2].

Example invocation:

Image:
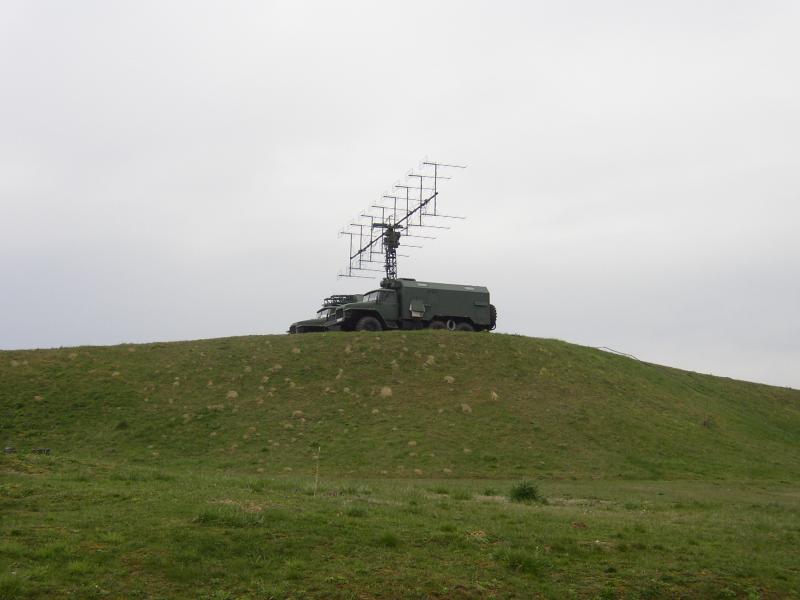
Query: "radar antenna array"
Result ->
[[339, 160, 466, 281]]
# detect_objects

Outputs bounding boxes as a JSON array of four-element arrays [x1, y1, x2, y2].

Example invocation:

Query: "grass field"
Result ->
[[2, 332, 799, 598]]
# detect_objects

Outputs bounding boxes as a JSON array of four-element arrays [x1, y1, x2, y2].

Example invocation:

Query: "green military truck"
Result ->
[[325, 278, 496, 332], [289, 294, 362, 334]]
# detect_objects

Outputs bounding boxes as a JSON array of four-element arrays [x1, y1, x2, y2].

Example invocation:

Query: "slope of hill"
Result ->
[[3, 331, 799, 480], [3, 332, 800, 599]]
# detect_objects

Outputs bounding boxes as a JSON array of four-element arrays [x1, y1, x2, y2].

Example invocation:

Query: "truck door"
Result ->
[[376, 290, 399, 325]]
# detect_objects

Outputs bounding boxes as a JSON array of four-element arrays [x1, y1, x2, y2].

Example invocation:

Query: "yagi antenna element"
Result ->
[[339, 160, 466, 281]]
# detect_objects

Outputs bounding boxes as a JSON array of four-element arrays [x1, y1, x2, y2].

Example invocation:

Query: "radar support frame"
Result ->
[[339, 160, 466, 281]]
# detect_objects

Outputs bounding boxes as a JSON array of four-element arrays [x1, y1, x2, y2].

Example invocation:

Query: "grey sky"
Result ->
[[1, 1, 798, 388]]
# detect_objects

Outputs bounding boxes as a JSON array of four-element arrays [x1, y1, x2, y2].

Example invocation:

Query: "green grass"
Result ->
[[2, 331, 799, 598]]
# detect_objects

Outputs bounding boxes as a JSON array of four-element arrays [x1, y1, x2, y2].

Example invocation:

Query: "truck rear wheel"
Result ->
[[355, 315, 382, 331], [455, 322, 474, 332], [428, 320, 446, 330]]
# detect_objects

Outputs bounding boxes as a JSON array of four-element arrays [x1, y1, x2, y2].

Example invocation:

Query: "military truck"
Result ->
[[289, 294, 362, 333], [325, 278, 496, 332]]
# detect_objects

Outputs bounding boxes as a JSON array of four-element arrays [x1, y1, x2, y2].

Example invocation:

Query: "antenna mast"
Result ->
[[339, 160, 466, 281]]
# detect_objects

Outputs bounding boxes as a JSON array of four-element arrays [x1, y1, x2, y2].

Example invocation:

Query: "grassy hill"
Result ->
[[2, 332, 800, 599], [2, 332, 799, 479]]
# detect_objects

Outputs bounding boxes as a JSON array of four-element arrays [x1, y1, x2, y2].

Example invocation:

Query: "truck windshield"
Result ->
[[363, 290, 395, 303], [316, 308, 333, 319]]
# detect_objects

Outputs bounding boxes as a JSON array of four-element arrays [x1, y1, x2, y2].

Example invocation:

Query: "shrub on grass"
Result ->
[[509, 480, 541, 503], [284, 559, 305, 581], [375, 532, 400, 548], [495, 548, 549, 575]]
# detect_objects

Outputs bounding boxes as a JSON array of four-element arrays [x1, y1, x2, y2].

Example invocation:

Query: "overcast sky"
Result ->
[[1, 1, 798, 388]]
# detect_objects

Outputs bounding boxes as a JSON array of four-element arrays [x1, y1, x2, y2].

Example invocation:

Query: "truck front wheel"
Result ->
[[355, 316, 382, 331], [428, 320, 446, 330], [455, 322, 475, 332]]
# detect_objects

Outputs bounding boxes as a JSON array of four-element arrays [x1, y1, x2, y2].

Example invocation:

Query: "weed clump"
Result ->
[[284, 559, 304, 580], [494, 548, 549, 575], [509, 480, 542, 503], [375, 532, 400, 548]]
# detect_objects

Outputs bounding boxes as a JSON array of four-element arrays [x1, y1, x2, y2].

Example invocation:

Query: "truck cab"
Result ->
[[288, 294, 362, 333]]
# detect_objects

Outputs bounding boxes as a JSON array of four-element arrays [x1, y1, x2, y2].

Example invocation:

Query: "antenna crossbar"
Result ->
[[339, 159, 466, 279]]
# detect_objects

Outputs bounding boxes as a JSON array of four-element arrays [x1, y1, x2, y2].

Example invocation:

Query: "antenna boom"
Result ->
[[339, 160, 465, 280]]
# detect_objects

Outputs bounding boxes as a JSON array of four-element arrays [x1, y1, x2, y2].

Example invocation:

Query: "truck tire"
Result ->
[[489, 304, 497, 330], [455, 322, 474, 332], [355, 315, 382, 331], [428, 320, 446, 330]]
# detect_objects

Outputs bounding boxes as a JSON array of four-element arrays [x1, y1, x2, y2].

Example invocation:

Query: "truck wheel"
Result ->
[[455, 322, 475, 332], [355, 316, 382, 331], [428, 320, 446, 330]]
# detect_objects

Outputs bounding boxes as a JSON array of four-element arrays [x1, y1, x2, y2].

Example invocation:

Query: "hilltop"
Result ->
[[3, 331, 799, 480], [3, 332, 800, 599]]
